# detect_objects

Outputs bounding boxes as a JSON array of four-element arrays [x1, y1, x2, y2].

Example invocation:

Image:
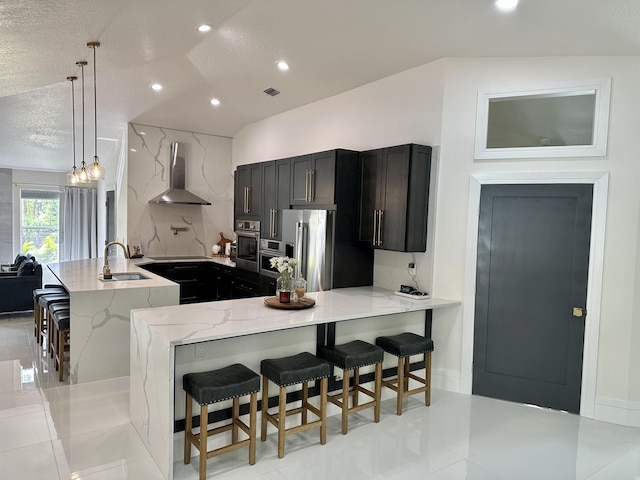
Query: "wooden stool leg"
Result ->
[[374, 362, 382, 423], [341, 370, 349, 434], [320, 377, 328, 445], [232, 397, 239, 444], [58, 330, 65, 381], [261, 376, 268, 441], [425, 351, 432, 406], [302, 381, 308, 425], [277, 386, 286, 458], [396, 357, 404, 415], [49, 313, 55, 358], [353, 368, 359, 407], [199, 403, 207, 480], [184, 392, 192, 464], [404, 356, 410, 392], [249, 392, 257, 465]]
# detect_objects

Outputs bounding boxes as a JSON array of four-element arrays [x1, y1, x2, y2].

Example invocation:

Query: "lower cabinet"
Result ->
[[140, 262, 263, 303], [140, 262, 216, 304], [259, 275, 277, 296]]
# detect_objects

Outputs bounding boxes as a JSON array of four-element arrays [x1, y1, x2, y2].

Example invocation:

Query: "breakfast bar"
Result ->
[[129, 287, 459, 479]]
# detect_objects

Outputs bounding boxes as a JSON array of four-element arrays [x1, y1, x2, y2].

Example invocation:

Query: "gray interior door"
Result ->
[[473, 184, 593, 413]]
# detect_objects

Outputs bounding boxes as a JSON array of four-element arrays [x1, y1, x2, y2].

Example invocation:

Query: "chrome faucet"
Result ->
[[103, 241, 129, 279]]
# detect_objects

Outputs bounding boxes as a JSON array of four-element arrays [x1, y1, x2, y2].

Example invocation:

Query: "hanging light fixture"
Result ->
[[87, 41, 105, 180], [76, 60, 90, 183], [66, 76, 79, 185]]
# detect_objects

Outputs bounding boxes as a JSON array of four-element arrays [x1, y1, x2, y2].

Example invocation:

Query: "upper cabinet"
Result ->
[[261, 158, 290, 240], [359, 144, 432, 252], [235, 163, 262, 219], [290, 149, 358, 208]]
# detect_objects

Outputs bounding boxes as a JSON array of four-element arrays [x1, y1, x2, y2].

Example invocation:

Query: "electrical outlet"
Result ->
[[195, 343, 206, 358], [408, 262, 416, 276]]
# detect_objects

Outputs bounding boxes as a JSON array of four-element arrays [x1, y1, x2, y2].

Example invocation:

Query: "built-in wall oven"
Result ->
[[235, 220, 260, 272], [259, 238, 286, 278]]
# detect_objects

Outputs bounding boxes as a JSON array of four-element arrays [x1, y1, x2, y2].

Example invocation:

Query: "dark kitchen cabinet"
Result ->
[[235, 163, 262, 219], [139, 262, 216, 304], [261, 158, 290, 240], [212, 264, 234, 301], [259, 275, 277, 296], [290, 149, 357, 208], [359, 144, 432, 252], [231, 270, 259, 299]]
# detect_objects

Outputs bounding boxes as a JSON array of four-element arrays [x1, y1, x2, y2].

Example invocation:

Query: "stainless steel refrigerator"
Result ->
[[282, 209, 373, 292]]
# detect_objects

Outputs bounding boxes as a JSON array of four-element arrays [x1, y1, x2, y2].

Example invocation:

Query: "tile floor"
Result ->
[[1, 312, 640, 479]]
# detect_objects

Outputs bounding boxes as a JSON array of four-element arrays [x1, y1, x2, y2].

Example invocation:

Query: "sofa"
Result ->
[[0, 255, 42, 314]]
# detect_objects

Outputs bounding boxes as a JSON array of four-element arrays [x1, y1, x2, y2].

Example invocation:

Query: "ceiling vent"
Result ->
[[263, 87, 280, 97]]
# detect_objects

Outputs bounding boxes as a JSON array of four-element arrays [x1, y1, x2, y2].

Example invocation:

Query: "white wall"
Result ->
[[232, 56, 640, 424], [127, 124, 234, 257]]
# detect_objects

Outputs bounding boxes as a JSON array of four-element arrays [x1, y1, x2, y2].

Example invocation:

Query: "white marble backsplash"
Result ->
[[127, 124, 234, 257]]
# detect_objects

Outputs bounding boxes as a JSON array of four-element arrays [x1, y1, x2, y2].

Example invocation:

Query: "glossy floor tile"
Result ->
[[1, 313, 640, 479]]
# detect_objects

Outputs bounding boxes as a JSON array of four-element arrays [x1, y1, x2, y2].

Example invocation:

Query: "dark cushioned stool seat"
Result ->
[[376, 332, 434, 357], [260, 352, 330, 458], [52, 311, 70, 331], [37, 293, 69, 308], [376, 332, 434, 415], [261, 352, 331, 387], [183, 364, 260, 406], [320, 340, 383, 369], [319, 340, 384, 434], [33, 287, 66, 301], [183, 363, 260, 480]]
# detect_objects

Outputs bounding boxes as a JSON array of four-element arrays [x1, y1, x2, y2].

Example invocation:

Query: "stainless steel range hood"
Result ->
[[148, 142, 211, 205]]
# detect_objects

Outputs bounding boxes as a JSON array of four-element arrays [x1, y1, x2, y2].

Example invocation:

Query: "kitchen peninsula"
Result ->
[[129, 287, 459, 479], [47, 257, 180, 384]]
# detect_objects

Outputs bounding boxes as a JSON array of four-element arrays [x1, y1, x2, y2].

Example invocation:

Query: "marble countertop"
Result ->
[[48, 256, 236, 293], [131, 286, 460, 346]]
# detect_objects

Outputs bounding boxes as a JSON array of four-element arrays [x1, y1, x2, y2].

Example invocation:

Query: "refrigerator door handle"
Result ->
[[295, 221, 309, 279]]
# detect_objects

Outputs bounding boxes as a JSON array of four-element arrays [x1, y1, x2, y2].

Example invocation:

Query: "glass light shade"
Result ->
[[89, 157, 105, 180], [77, 165, 90, 183], [67, 170, 79, 186]]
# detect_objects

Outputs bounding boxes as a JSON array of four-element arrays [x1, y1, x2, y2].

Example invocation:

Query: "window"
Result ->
[[20, 189, 60, 264]]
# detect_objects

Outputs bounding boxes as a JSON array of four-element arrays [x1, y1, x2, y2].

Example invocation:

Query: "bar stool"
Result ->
[[260, 352, 330, 458], [46, 300, 70, 357], [183, 364, 260, 480], [37, 293, 69, 354], [51, 309, 70, 381], [32, 286, 66, 345], [319, 340, 383, 434], [375, 332, 434, 415]]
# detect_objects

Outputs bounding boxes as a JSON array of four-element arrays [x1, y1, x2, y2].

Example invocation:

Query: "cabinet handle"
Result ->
[[372, 209, 378, 246], [246, 187, 251, 213], [309, 170, 314, 202], [243, 187, 248, 213], [378, 210, 384, 246], [273, 209, 277, 237], [305, 170, 310, 202]]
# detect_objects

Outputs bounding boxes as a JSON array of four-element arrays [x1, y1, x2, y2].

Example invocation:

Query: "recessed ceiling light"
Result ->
[[140, 132, 146, 135], [151, 83, 163, 91], [276, 61, 290, 71], [210, 98, 221, 106], [495, 0, 518, 12], [198, 24, 212, 32], [130, 148, 137, 152]]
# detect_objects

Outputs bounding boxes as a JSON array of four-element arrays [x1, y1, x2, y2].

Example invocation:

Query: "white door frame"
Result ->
[[460, 171, 608, 418]]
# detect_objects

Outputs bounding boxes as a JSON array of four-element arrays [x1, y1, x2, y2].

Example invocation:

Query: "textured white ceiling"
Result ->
[[1, 0, 639, 173]]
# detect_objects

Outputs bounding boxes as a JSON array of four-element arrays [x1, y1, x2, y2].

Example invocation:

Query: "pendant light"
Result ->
[[66, 76, 79, 185], [87, 41, 105, 180], [76, 60, 90, 183]]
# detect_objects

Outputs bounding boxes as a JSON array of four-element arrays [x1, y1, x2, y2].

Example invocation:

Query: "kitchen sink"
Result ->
[[100, 272, 150, 281]]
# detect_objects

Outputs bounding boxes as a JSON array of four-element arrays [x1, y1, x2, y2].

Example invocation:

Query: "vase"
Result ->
[[277, 274, 291, 303]]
